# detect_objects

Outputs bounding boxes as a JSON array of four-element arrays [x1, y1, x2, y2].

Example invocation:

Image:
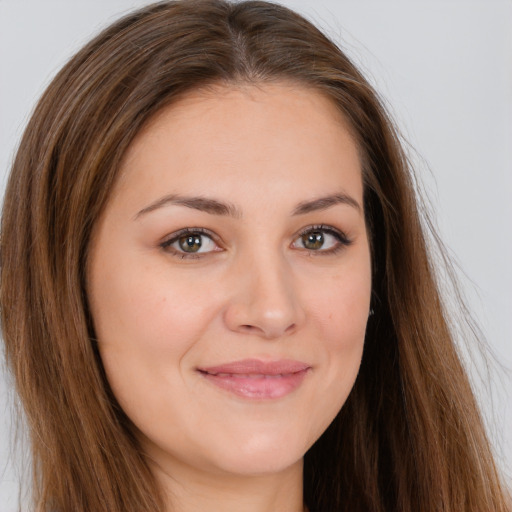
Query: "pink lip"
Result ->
[[197, 359, 311, 400]]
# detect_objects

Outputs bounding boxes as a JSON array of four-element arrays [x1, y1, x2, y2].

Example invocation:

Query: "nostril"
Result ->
[[238, 322, 297, 338], [239, 324, 270, 336], [284, 323, 296, 334]]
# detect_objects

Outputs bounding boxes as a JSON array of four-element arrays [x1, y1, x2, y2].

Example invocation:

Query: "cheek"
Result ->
[[89, 253, 218, 357], [317, 286, 368, 383], [310, 261, 371, 349], [88, 257, 219, 429], [301, 258, 371, 428], [87, 252, 222, 421]]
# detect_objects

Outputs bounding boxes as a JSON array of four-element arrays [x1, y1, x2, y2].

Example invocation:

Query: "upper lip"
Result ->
[[198, 359, 310, 376]]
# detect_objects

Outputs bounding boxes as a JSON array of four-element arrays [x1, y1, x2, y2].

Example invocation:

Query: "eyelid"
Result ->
[[160, 227, 223, 258], [159, 224, 351, 259], [292, 224, 352, 253], [295, 224, 350, 241]]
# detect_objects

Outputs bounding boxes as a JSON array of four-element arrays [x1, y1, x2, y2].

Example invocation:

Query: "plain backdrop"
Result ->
[[1, 0, 511, 509]]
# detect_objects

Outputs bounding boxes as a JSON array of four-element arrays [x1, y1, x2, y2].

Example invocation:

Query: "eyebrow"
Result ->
[[135, 194, 242, 220], [292, 193, 362, 215], [135, 192, 361, 220]]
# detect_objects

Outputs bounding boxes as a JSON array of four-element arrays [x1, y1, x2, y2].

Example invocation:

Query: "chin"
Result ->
[[204, 430, 308, 477]]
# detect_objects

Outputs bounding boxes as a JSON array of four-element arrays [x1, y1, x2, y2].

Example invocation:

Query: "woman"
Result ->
[[0, 1, 509, 511]]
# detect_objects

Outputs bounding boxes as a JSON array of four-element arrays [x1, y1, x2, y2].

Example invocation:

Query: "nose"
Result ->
[[223, 254, 306, 340]]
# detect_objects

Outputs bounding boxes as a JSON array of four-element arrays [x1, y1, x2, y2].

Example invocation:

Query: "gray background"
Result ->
[[1, 0, 511, 509]]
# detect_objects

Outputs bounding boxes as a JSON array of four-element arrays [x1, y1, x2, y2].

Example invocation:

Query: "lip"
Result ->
[[197, 359, 311, 400]]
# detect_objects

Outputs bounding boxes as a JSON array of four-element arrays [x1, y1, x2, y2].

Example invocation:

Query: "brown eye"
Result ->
[[301, 231, 324, 250], [178, 234, 203, 253], [161, 230, 219, 257], [292, 226, 351, 254]]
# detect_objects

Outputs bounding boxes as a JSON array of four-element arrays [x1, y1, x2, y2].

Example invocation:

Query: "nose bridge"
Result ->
[[224, 243, 304, 339]]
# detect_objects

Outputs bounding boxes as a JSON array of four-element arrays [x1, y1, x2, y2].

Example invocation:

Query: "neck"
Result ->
[[149, 456, 305, 512]]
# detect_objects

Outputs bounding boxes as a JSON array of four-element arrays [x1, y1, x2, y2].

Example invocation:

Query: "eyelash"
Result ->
[[160, 227, 220, 259], [159, 225, 352, 259], [294, 224, 352, 256]]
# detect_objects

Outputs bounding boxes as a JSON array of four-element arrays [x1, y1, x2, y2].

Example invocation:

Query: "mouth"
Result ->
[[197, 359, 311, 400]]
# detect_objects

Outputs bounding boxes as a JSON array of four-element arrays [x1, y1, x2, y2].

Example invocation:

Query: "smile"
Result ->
[[197, 359, 311, 400]]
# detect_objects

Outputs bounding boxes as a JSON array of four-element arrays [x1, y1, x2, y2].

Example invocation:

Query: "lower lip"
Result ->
[[199, 369, 309, 400]]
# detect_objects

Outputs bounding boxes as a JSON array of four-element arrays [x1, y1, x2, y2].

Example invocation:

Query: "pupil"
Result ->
[[179, 235, 202, 252], [303, 231, 324, 250]]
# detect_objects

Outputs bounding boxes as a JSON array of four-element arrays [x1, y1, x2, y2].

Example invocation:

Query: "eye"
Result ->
[[292, 225, 351, 254], [161, 229, 220, 257]]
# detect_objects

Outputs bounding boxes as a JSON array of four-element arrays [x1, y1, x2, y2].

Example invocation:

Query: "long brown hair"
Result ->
[[1, 1, 509, 510]]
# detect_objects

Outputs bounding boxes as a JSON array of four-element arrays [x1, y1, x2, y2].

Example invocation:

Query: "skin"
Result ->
[[88, 83, 372, 512]]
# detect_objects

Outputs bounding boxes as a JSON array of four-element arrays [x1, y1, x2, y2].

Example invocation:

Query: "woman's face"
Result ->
[[88, 84, 371, 480]]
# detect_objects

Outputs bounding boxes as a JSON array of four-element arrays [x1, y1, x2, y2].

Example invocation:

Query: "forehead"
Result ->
[[113, 82, 363, 210]]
